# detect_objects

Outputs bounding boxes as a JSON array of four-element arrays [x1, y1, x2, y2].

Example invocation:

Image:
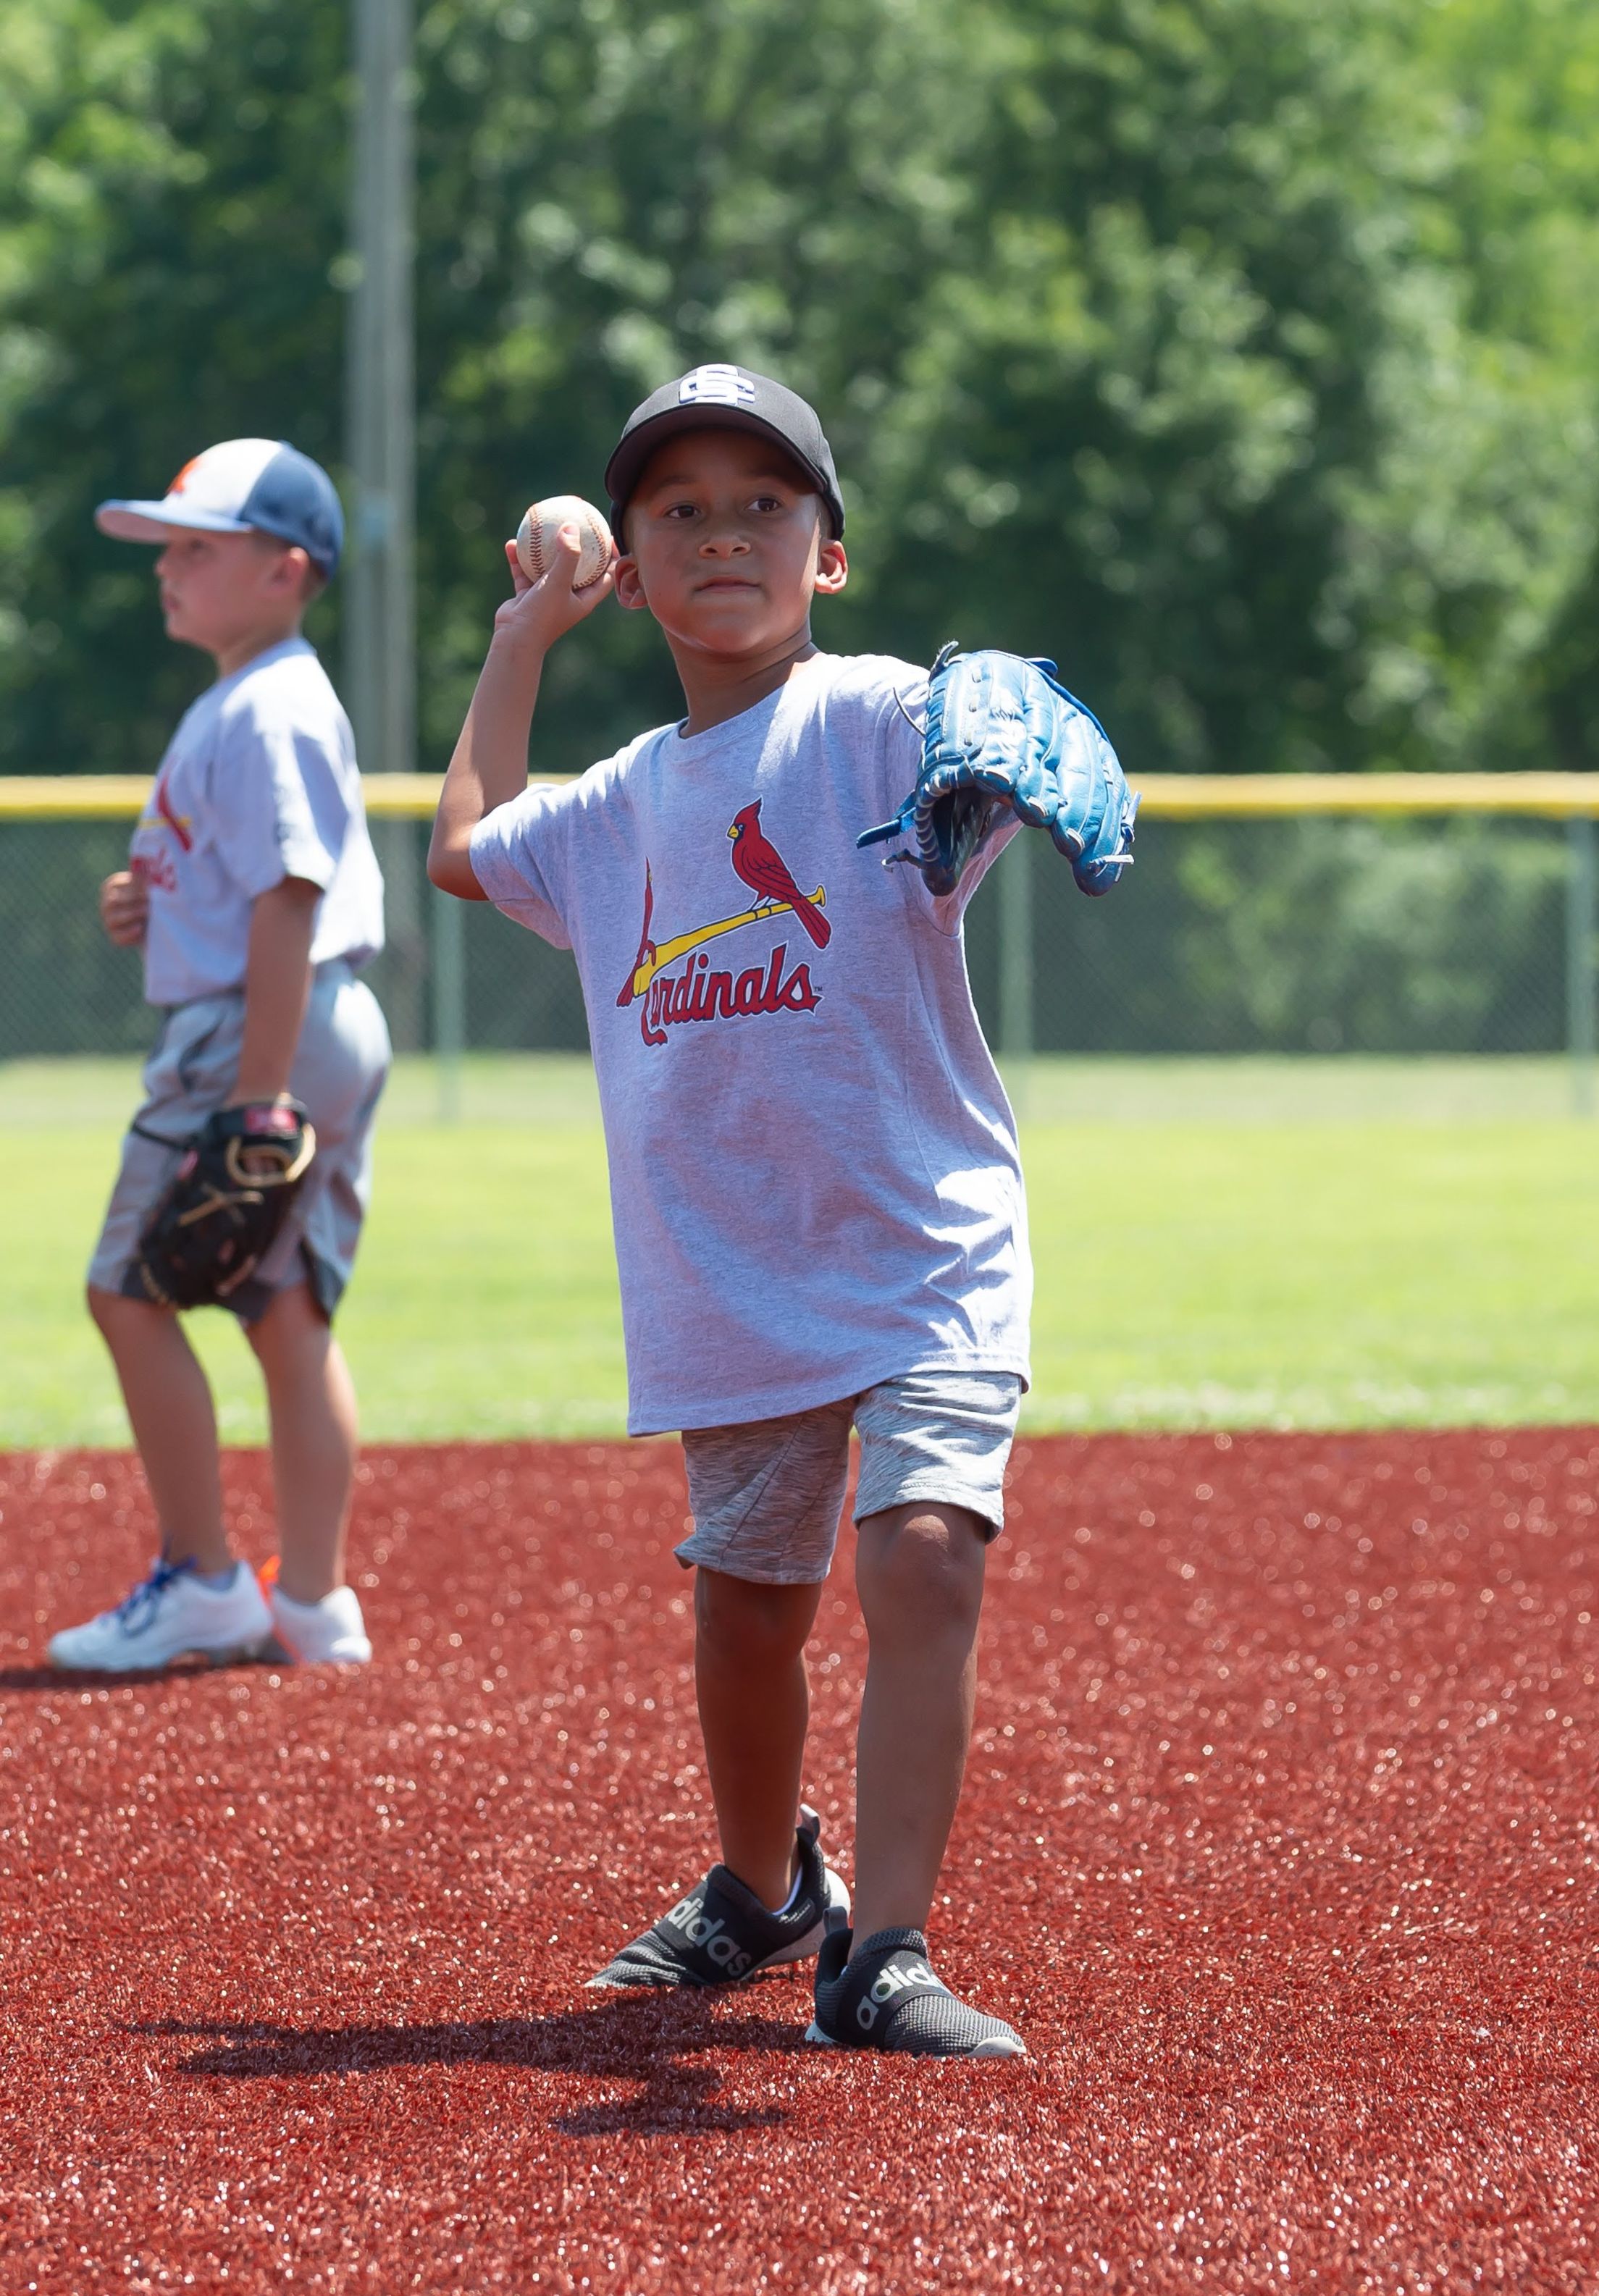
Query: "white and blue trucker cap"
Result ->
[[96, 439, 344, 577]]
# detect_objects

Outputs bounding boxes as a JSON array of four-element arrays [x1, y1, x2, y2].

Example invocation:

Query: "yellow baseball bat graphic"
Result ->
[[623, 888, 827, 1003]]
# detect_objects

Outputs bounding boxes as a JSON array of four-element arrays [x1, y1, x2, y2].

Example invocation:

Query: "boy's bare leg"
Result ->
[[694, 1568, 823, 1911], [87, 1286, 230, 1573], [245, 1282, 358, 1605], [850, 1501, 988, 1949]]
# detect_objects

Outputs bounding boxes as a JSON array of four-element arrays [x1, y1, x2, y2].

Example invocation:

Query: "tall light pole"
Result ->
[[348, 0, 415, 775], [348, 0, 421, 1046]]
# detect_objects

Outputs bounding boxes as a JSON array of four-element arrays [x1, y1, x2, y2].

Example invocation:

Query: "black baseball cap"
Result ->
[[605, 364, 845, 539]]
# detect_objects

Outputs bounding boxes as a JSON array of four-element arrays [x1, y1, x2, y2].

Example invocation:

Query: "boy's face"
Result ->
[[153, 529, 313, 656], [614, 428, 847, 657]]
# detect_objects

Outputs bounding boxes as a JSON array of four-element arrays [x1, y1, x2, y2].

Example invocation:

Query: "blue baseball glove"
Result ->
[[857, 643, 1138, 899]]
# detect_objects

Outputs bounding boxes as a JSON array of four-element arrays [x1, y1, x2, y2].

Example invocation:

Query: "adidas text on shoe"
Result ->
[[806, 1927, 1025, 2058], [588, 1806, 850, 1990], [46, 1557, 272, 1674]]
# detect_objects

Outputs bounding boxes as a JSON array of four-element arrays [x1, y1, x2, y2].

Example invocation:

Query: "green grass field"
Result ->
[[6, 1053, 1597, 1448]]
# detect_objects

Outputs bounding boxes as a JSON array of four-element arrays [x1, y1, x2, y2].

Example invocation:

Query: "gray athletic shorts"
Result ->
[[88, 960, 390, 1324], [675, 1369, 1023, 1586]]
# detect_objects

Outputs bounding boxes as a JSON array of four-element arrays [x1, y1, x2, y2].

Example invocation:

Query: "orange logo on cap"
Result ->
[[167, 455, 202, 495]]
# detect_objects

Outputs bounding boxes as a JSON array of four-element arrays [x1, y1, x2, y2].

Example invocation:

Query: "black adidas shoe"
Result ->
[[587, 1806, 851, 1990], [806, 1926, 1026, 2058]]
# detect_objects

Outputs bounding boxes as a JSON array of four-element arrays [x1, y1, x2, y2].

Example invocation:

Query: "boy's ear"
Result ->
[[285, 547, 323, 604], [813, 537, 848, 597], [259, 539, 317, 603], [613, 552, 650, 613]]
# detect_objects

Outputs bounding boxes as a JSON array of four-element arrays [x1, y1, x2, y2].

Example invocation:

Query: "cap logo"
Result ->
[[679, 365, 756, 409], [167, 456, 202, 495]]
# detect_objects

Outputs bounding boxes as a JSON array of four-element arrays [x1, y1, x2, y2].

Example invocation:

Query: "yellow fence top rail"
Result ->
[[0, 773, 479, 820], [1136, 772, 1599, 817], [4, 770, 1599, 820]]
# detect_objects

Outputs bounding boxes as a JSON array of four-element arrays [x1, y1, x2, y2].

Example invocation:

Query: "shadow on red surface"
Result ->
[[136, 2005, 800, 2135], [0, 1657, 261, 1690]]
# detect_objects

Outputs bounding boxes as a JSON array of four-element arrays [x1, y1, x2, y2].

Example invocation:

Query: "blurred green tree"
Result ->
[[1408, 0, 1599, 770], [0, 0, 1595, 782], [1321, 335, 1598, 778], [0, 0, 348, 771]]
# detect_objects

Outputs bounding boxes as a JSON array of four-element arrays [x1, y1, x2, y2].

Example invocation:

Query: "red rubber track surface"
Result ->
[[2, 1431, 1596, 2295]]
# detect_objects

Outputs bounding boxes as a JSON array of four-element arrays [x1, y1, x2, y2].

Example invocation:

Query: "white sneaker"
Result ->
[[261, 1568, 372, 1665], [47, 1557, 273, 1673]]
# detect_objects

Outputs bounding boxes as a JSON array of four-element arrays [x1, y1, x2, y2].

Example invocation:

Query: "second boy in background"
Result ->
[[47, 440, 390, 1674], [430, 365, 1130, 2058]]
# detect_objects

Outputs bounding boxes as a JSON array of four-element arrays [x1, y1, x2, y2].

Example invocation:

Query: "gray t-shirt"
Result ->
[[129, 636, 385, 1005], [470, 650, 1031, 1436]]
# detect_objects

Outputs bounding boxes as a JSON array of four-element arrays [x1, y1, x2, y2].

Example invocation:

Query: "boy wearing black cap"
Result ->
[[47, 440, 390, 1674], [431, 368, 1029, 2056]]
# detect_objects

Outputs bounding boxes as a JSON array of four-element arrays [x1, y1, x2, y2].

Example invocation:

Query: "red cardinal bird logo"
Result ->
[[727, 801, 831, 949], [148, 771, 193, 851]]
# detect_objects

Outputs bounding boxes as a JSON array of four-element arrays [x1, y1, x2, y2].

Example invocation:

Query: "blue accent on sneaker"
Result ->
[[117, 1555, 198, 1634]]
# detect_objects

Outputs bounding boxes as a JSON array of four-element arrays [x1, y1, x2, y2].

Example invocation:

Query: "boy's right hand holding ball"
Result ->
[[100, 869, 149, 948], [495, 498, 616, 651], [427, 497, 616, 901]]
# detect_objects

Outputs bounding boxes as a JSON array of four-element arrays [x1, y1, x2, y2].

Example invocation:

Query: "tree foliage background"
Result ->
[[1, 0, 1597, 782]]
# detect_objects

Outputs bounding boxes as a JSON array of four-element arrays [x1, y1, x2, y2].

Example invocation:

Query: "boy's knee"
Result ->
[[243, 1281, 327, 1363], [855, 1504, 987, 1641], [694, 1567, 818, 1669], [88, 1282, 159, 1340]]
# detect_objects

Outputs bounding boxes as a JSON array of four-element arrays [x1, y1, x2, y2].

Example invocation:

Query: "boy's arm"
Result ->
[[428, 526, 615, 900], [228, 875, 320, 1104]]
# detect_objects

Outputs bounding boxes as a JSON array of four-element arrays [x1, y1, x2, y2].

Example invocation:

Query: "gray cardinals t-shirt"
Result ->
[[129, 636, 385, 1005], [470, 650, 1031, 1436]]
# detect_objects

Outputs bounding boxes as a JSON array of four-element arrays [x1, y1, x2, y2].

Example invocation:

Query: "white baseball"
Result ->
[[514, 495, 614, 592]]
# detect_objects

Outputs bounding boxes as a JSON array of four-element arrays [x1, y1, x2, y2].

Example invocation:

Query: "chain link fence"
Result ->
[[1, 795, 1595, 1099]]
